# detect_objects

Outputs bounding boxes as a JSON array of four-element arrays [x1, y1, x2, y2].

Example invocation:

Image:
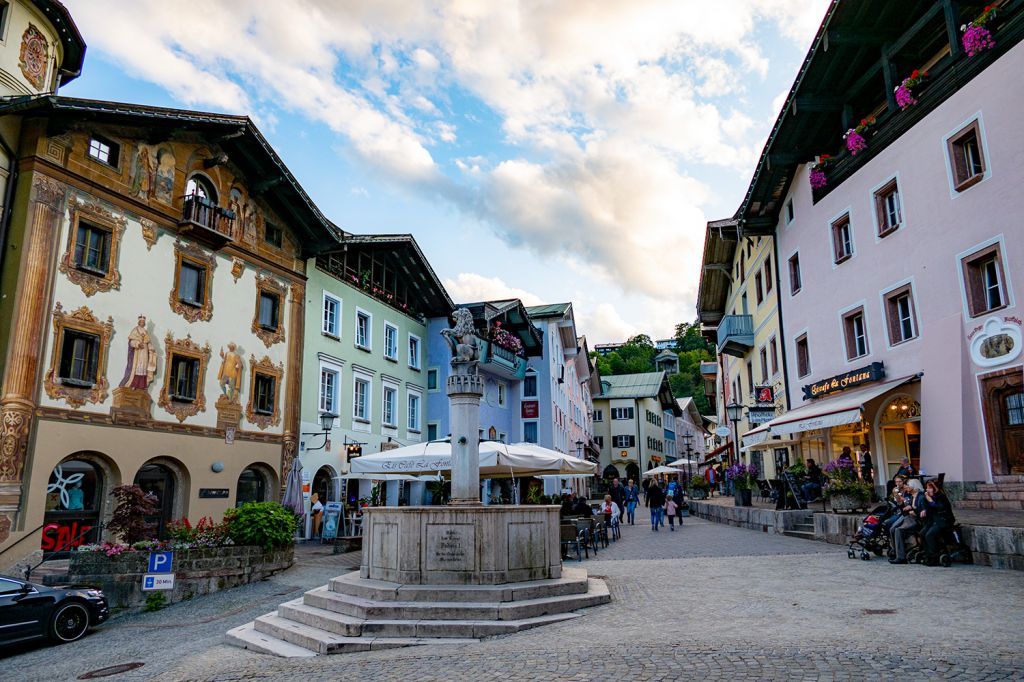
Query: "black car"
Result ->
[[0, 575, 108, 648]]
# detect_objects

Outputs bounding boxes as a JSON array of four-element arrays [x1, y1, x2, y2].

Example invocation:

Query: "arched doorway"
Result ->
[[602, 464, 620, 480], [236, 466, 272, 506], [877, 395, 921, 479], [134, 464, 177, 539], [311, 466, 336, 506], [42, 459, 105, 557], [625, 462, 640, 484]]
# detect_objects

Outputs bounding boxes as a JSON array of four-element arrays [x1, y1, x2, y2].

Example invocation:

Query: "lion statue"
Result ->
[[441, 308, 480, 369]]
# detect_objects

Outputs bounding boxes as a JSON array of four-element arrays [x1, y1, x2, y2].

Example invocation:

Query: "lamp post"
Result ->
[[302, 412, 338, 451], [725, 401, 743, 495], [682, 431, 694, 486], [575, 439, 585, 498]]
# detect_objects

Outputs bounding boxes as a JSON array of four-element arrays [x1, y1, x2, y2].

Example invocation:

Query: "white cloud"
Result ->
[[442, 273, 544, 307]]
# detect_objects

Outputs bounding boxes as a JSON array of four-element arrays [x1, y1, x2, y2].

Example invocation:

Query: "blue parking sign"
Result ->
[[148, 551, 173, 573]]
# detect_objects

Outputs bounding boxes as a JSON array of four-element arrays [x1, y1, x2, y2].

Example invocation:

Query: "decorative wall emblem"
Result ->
[[58, 199, 128, 297], [969, 316, 1023, 368], [19, 24, 49, 91], [140, 219, 159, 250], [169, 240, 216, 323], [44, 303, 114, 408], [231, 258, 245, 282], [252, 272, 287, 348], [158, 333, 211, 422], [245, 355, 283, 430]]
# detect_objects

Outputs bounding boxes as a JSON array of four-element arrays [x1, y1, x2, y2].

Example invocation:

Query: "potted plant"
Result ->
[[823, 457, 871, 512], [962, 5, 998, 57], [895, 69, 929, 110], [809, 155, 834, 190], [727, 463, 759, 507], [843, 117, 875, 156], [688, 475, 709, 500]]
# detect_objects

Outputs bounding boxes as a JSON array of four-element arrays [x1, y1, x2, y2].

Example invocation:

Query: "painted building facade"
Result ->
[[724, 1, 1024, 487], [592, 372, 679, 484], [298, 235, 451, 519], [0, 97, 338, 566]]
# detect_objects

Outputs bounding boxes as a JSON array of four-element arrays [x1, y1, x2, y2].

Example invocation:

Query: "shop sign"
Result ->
[[40, 520, 95, 552], [521, 400, 539, 419], [802, 362, 885, 400], [746, 406, 776, 425], [322, 502, 342, 540], [198, 488, 229, 499], [142, 574, 175, 591], [754, 385, 774, 404]]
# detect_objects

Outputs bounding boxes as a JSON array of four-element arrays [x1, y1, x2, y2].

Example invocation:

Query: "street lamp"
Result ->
[[725, 400, 744, 472], [574, 439, 585, 499], [682, 431, 694, 486], [302, 412, 337, 451]]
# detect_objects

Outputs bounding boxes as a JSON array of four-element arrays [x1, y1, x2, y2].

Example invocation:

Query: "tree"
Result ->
[[107, 485, 159, 544]]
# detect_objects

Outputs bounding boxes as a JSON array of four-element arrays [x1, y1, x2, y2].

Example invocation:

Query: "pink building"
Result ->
[[732, 1, 1023, 488]]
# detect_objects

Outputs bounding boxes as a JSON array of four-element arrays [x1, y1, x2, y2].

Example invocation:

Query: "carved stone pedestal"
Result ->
[[110, 387, 152, 423], [216, 396, 243, 431]]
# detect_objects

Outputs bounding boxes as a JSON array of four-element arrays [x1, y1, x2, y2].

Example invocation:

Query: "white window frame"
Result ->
[[383, 322, 398, 361], [322, 292, 341, 338], [828, 207, 855, 269], [352, 373, 372, 424], [408, 333, 422, 370], [497, 381, 507, 407], [593, 409, 603, 422], [355, 308, 372, 350], [879, 278, 920, 349], [837, 300, 871, 364], [943, 113, 991, 198], [318, 363, 340, 416], [382, 383, 398, 427], [523, 420, 539, 443], [955, 235, 1016, 320], [407, 391, 422, 433], [523, 370, 538, 398]]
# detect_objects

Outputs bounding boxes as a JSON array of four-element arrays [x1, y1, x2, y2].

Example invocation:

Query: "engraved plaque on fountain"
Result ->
[[426, 524, 475, 572]]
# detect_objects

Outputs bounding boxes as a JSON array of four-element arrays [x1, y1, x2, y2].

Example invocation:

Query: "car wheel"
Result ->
[[50, 602, 90, 643]]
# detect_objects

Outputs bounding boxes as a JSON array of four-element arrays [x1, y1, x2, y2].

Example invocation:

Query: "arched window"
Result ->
[[134, 463, 177, 539], [43, 459, 104, 555], [185, 174, 217, 203], [879, 396, 921, 424], [236, 467, 267, 506]]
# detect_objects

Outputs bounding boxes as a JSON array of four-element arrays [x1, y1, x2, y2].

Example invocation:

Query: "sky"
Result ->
[[60, 0, 829, 344]]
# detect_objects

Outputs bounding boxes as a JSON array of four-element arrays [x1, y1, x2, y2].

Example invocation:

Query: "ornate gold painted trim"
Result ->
[[245, 354, 284, 430], [43, 303, 114, 408], [252, 272, 287, 348], [231, 257, 245, 282], [158, 333, 212, 422], [58, 199, 128, 297], [140, 218, 159, 250], [169, 240, 216, 323]]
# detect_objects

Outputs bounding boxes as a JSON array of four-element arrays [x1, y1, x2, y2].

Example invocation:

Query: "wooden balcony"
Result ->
[[178, 195, 236, 248], [716, 315, 754, 358]]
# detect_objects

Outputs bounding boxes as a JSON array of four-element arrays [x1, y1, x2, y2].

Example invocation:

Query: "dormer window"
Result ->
[[87, 135, 120, 168]]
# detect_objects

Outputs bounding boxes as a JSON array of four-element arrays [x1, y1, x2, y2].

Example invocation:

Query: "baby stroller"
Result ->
[[847, 504, 892, 561]]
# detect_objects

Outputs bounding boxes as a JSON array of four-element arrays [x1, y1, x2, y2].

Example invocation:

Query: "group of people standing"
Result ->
[[643, 477, 687, 531], [580, 477, 688, 533]]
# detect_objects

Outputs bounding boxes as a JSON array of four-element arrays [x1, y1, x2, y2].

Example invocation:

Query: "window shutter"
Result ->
[[190, 360, 200, 400], [950, 138, 968, 186], [87, 337, 100, 382], [99, 231, 111, 273]]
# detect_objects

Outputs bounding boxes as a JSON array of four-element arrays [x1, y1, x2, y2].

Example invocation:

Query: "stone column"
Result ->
[[280, 281, 305, 489], [446, 370, 485, 505], [0, 174, 66, 542]]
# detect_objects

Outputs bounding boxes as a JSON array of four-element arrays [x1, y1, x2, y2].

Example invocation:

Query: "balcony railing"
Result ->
[[716, 314, 754, 358], [476, 338, 528, 380], [178, 195, 235, 247]]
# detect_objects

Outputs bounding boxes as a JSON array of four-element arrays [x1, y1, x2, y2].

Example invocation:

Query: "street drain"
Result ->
[[862, 609, 897, 615], [77, 662, 145, 679]]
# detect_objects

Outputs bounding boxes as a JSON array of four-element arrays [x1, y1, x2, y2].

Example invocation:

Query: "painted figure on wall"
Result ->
[[218, 343, 244, 403], [131, 144, 175, 204], [120, 315, 157, 389], [242, 198, 262, 247], [228, 189, 243, 241]]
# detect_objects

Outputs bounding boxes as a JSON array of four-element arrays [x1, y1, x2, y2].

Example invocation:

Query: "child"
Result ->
[[665, 496, 678, 531]]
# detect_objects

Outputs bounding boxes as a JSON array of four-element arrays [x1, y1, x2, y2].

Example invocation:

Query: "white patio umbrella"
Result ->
[[642, 465, 688, 477], [349, 439, 597, 478], [667, 458, 703, 469], [336, 472, 432, 481]]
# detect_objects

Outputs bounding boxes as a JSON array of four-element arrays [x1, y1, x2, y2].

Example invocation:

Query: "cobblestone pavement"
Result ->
[[3, 519, 1023, 681]]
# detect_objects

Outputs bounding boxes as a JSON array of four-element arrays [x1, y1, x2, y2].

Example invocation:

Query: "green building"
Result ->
[[297, 234, 451, 533]]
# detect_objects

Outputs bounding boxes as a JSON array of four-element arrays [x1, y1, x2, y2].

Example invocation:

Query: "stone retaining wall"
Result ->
[[68, 545, 294, 611], [688, 501, 810, 534]]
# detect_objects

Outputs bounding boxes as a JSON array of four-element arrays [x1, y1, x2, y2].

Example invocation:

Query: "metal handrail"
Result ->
[[0, 522, 46, 559], [22, 522, 103, 580]]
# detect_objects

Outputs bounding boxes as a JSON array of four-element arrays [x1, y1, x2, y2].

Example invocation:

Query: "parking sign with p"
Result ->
[[148, 551, 173, 573]]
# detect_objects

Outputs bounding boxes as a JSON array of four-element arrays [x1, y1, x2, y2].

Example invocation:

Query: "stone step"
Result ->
[[955, 500, 981, 509], [966, 491, 1024, 501], [306, 579, 610, 622], [977, 483, 1024, 492], [253, 612, 477, 654], [955, 499, 1024, 510], [279, 598, 581, 639], [789, 522, 814, 531], [993, 475, 1024, 484], [782, 530, 816, 540], [224, 622, 317, 658], [328, 567, 591, 603]]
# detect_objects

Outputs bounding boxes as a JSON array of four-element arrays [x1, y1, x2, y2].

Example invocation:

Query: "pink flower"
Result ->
[[963, 25, 995, 56], [895, 84, 917, 109], [809, 168, 827, 190], [845, 130, 867, 155]]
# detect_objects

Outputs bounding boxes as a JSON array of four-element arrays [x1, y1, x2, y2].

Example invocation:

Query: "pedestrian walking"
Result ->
[[647, 481, 665, 531], [672, 482, 686, 527], [610, 477, 627, 517], [665, 495, 678, 531], [624, 479, 640, 525], [859, 443, 874, 484], [704, 465, 716, 497]]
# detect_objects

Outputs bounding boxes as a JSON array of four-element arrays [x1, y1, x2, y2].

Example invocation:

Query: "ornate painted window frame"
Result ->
[[252, 272, 287, 348], [245, 354, 283, 430], [158, 333, 212, 422], [169, 240, 216, 323], [44, 303, 114, 408], [58, 199, 128, 297]]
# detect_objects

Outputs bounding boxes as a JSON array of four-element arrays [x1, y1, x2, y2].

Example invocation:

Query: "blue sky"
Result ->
[[62, 0, 829, 342]]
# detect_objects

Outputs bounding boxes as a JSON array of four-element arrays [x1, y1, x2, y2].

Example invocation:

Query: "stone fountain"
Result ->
[[226, 309, 608, 656]]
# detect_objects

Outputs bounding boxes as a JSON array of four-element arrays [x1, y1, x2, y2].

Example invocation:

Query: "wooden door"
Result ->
[[981, 370, 1024, 476], [882, 427, 908, 479]]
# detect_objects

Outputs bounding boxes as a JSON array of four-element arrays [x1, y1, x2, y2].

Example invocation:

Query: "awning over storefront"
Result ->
[[741, 375, 920, 446], [701, 441, 733, 465]]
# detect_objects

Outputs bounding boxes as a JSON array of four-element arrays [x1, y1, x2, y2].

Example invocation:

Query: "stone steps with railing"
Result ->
[[956, 476, 1024, 510]]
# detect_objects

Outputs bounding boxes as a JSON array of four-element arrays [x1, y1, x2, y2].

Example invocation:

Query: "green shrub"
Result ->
[[143, 592, 167, 612], [224, 501, 297, 551], [689, 475, 709, 490]]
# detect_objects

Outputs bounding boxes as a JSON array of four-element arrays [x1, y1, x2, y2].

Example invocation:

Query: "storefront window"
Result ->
[[42, 459, 103, 556], [236, 468, 266, 506]]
